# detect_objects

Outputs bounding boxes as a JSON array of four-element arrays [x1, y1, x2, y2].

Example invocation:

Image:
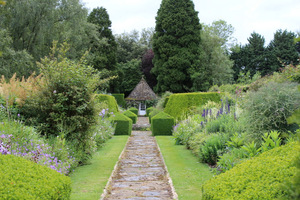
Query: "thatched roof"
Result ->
[[126, 77, 157, 101]]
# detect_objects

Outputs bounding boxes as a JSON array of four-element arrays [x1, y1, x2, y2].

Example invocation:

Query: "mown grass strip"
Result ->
[[156, 136, 213, 200], [70, 136, 129, 200]]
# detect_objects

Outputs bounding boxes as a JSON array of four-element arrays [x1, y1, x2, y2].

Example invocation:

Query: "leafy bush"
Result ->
[[128, 107, 138, 116], [156, 91, 172, 110], [123, 110, 137, 124], [151, 112, 174, 136], [243, 81, 300, 141], [95, 94, 119, 114], [20, 42, 101, 164], [202, 142, 300, 200], [0, 154, 71, 199], [199, 133, 227, 166], [164, 92, 222, 120], [216, 148, 247, 174], [110, 113, 132, 135]]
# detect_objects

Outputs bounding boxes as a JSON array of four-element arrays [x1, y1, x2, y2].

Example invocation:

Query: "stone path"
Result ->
[[101, 117, 177, 200]]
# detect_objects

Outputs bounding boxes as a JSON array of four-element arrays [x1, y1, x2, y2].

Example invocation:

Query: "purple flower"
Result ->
[[53, 90, 57, 94]]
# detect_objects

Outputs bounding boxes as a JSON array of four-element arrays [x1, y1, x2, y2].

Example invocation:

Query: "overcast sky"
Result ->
[[81, 0, 300, 45]]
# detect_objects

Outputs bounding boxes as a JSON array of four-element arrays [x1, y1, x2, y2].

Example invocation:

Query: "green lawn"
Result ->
[[70, 136, 128, 200], [156, 136, 213, 200]]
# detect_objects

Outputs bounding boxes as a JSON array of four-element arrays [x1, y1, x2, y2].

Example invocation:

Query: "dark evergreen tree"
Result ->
[[152, 0, 201, 93], [141, 49, 157, 89], [266, 29, 299, 72], [88, 7, 117, 71]]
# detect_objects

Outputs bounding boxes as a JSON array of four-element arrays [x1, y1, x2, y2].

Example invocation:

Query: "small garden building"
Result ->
[[126, 77, 157, 115]]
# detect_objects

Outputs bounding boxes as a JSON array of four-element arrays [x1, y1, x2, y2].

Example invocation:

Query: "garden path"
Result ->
[[101, 117, 177, 200]]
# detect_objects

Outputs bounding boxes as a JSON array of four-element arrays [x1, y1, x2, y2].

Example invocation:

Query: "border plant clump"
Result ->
[[202, 142, 300, 200], [0, 154, 71, 199]]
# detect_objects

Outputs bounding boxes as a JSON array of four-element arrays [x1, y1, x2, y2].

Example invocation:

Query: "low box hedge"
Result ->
[[0, 154, 71, 199], [128, 107, 138, 116], [110, 113, 132, 135], [202, 142, 300, 200], [112, 93, 126, 108], [151, 112, 175, 136], [123, 110, 137, 124], [94, 94, 119, 113], [164, 92, 222, 120], [146, 107, 154, 117]]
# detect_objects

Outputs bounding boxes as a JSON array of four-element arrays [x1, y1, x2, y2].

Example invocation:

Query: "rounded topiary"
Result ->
[[128, 107, 138, 116], [0, 154, 71, 199], [151, 111, 175, 136], [164, 92, 222, 120], [110, 113, 132, 135], [95, 94, 119, 114], [202, 142, 300, 200], [123, 110, 137, 124]]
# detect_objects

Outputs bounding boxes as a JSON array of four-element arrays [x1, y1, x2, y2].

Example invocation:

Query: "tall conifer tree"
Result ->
[[152, 0, 201, 93]]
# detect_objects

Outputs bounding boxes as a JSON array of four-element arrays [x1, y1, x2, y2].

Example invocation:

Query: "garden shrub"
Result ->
[[128, 107, 138, 116], [202, 142, 300, 200], [146, 107, 154, 117], [94, 94, 119, 114], [148, 108, 161, 124], [199, 133, 227, 166], [164, 92, 221, 120], [0, 154, 71, 199], [242, 81, 300, 141], [151, 112, 174, 136], [110, 113, 132, 135], [156, 91, 173, 110], [112, 93, 126, 108], [123, 110, 137, 124]]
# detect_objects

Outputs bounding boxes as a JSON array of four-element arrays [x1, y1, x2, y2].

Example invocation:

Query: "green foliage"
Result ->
[[110, 113, 132, 135], [216, 148, 247, 173], [87, 7, 117, 72], [123, 110, 137, 124], [241, 141, 260, 157], [199, 133, 227, 165], [128, 107, 138, 116], [151, 112, 175, 136], [156, 91, 173, 110], [243, 81, 300, 140], [20, 42, 100, 163], [112, 93, 126, 108], [164, 92, 221, 120], [146, 107, 154, 117], [260, 131, 282, 152], [152, 0, 201, 93], [148, 108, 161, 124], [202, 142, 300, 200], [226, 132, 245, 148], [94, 94, 119, 114], [0, 29, 36, 78], [0, 154, 71, 199]]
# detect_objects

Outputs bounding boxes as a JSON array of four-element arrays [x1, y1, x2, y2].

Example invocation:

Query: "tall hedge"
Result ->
[[151, 112, 175, 135], [164, 92, 221, 120], [112, 93, 126, 108], [110, 113, 132, 135], [0, 154, 71, 199], [202, 142, 300, 200], [94, 94, 119, 113]]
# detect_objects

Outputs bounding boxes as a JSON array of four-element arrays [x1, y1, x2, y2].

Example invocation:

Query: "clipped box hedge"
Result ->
[[0, 154, 71, 199], [110, 113, 132, 135], [148, 108, 161, 124], [202, 142, 300, 200], [164, 92, 222, 120], [94, 94, 119, 113], [128, 107, 138, 116], [146, 107, 154, 117], [151, 112, 175, 136], [123, 110, 137, 124], [112, 93, 126, 108]]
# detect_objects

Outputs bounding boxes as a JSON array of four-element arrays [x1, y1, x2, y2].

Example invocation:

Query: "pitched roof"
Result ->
[[126, 77, 157, 100]]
